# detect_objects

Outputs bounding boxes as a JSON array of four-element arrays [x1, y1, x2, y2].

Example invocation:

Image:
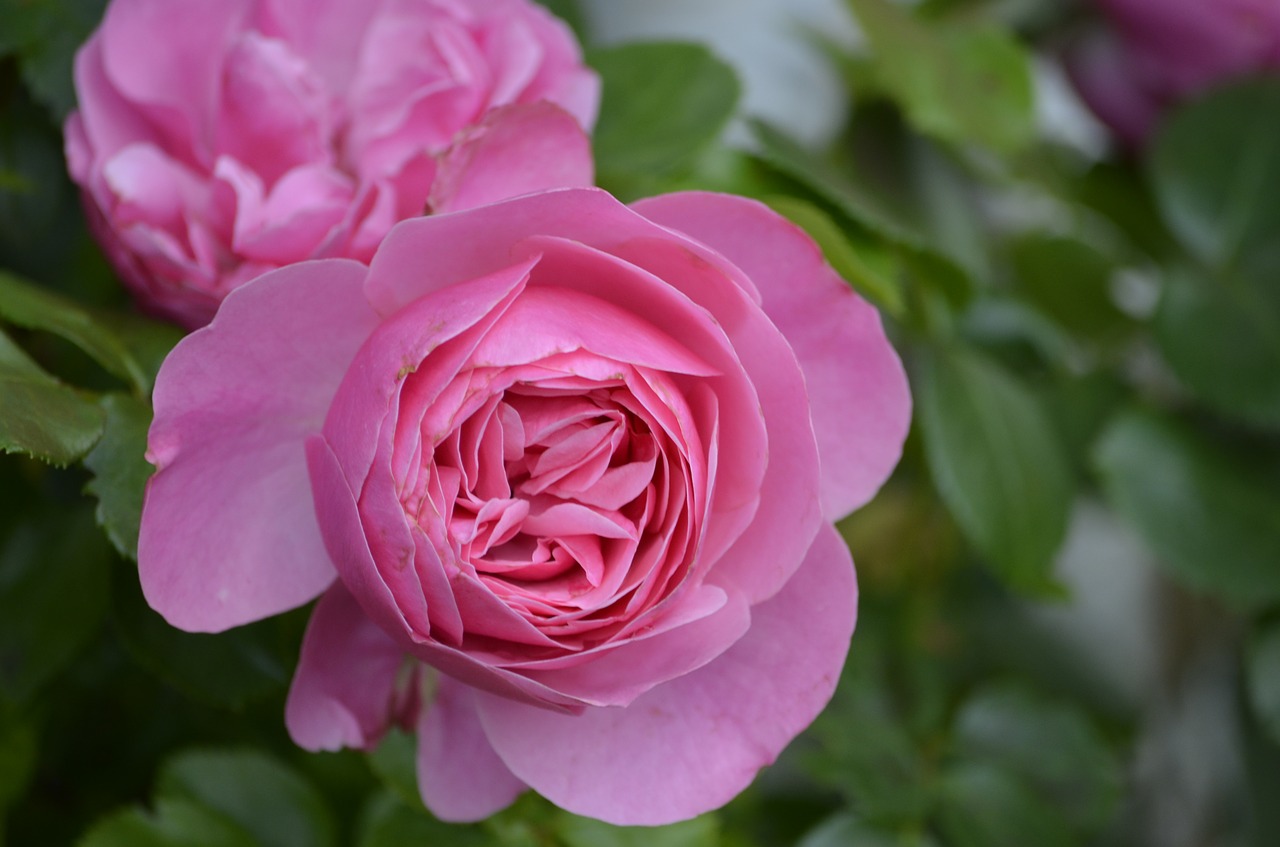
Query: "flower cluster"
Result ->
[[71, 0, 912, 826]]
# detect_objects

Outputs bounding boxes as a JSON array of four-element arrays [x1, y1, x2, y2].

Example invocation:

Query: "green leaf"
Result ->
[[951, 685, 1122, 833], [1150, 79, 1280, 270], [84, 393, 152, 558], [110, 565, 291, 709], [0, 507, 110, 705], [1154, 264, 1280, 428], [0, 703, 37, 828], [917, 345, 1073, 591], [556, 812, 720, 847], [799, 814, 940, 847], [589, 42, 740, 190], [156, 749, 336, 847], [1092, 408, 1280, 607], [0, 0, 108, 120], [0, 270, 161, 395], [366, 729, 421, 810], [1009, 234, 1130, 344], [357, 792, 487, 847], [0, 328, 105, 465], [764, 196, 905, 316], [1248, 621, 1280, 747], [77, 799, 257, 847], [935, 762, 1074, 847], [845, 0, 1035, 153]]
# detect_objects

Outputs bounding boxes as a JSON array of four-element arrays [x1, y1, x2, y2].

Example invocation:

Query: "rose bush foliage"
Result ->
[[1069, 0, 1280, 145], [137, 187, 911, 825], [64, 0, 599, 327]]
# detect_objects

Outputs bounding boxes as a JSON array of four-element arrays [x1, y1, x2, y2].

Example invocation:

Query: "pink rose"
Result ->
[[138, 188, 911, 824], [65, 0, 598, 327], [1068, 0, 1280, 146]]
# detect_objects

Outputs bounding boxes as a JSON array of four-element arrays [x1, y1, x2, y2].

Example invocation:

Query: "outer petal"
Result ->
[[286, 582, 407, 751], [417, 676, 527, 822], [633, 192, 911, 521], [428, 102, 593, 214], [139, 259, 378, 631], [476, 524, 857, 826]]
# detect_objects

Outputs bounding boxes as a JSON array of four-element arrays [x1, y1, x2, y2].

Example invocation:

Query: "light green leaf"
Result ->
[[590, 42, 740, 189], [1093, 408, 1280, 607], [845, 0, 1035, 153], [0, 328, 105, 465], [77, 799, 257, 847], [156, 750, 336, 847], [765, 195, 905, 315], [918, 345, 1073, 591], [83, 393, 152, 558]]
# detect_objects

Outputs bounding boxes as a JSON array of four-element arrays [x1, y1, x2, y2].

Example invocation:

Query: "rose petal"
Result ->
[[633, 192, 911, 520], [476, 524, 857, 825], [429, 102, 593, 214], [416, 676, 527, 822], [139, 258, 377, 631], [286, 582, 408, 751]]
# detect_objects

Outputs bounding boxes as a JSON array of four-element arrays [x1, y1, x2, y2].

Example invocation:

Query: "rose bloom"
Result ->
[[64, 0, 598, 327], [138, 187, 911, 824], [1068, 0, 1280, 146]]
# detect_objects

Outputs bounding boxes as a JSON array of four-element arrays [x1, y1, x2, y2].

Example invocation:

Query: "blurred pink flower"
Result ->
[[65, 0, 598, 327], [1068, 0, 1280, 146], [137, 187, 912, 824]]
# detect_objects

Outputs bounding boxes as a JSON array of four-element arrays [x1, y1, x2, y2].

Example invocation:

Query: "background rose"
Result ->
[[64, 0, 599, 328], [1068, 0, 1280, 146], [137, 187, 911, 825]]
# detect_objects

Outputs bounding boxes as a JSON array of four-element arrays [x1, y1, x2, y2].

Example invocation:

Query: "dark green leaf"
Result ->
[[589, 42, 740, 188], [110, 565, 290, 709], [1010, 234, 1130, 343], [952, 685, 1122, 833], [845, 0, 1035, 153], [156, 749, 336, 847], [536, 0, 587, 42], [765, 196, 905, 315], [557, 812, 720, 847], [0, 507, 110, 704], [918, 345, 1073, 591], [936, 762, 1074, 847], [1092, 408, 1280, 606], [0, 270, 156, 395], [1154, 264, 1280, 428], [84, 393, 152, 558], [0, 0, 108, 120], [1247, 622, 1280, 746], [77, 799, 257, 847], [0, 328, 105, 465], [1150, 79, 1280, 270], [0, 703, 37, 826]]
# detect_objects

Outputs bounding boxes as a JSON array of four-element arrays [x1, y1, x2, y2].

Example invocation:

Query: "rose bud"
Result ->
[[64, 0, 599, 327]]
